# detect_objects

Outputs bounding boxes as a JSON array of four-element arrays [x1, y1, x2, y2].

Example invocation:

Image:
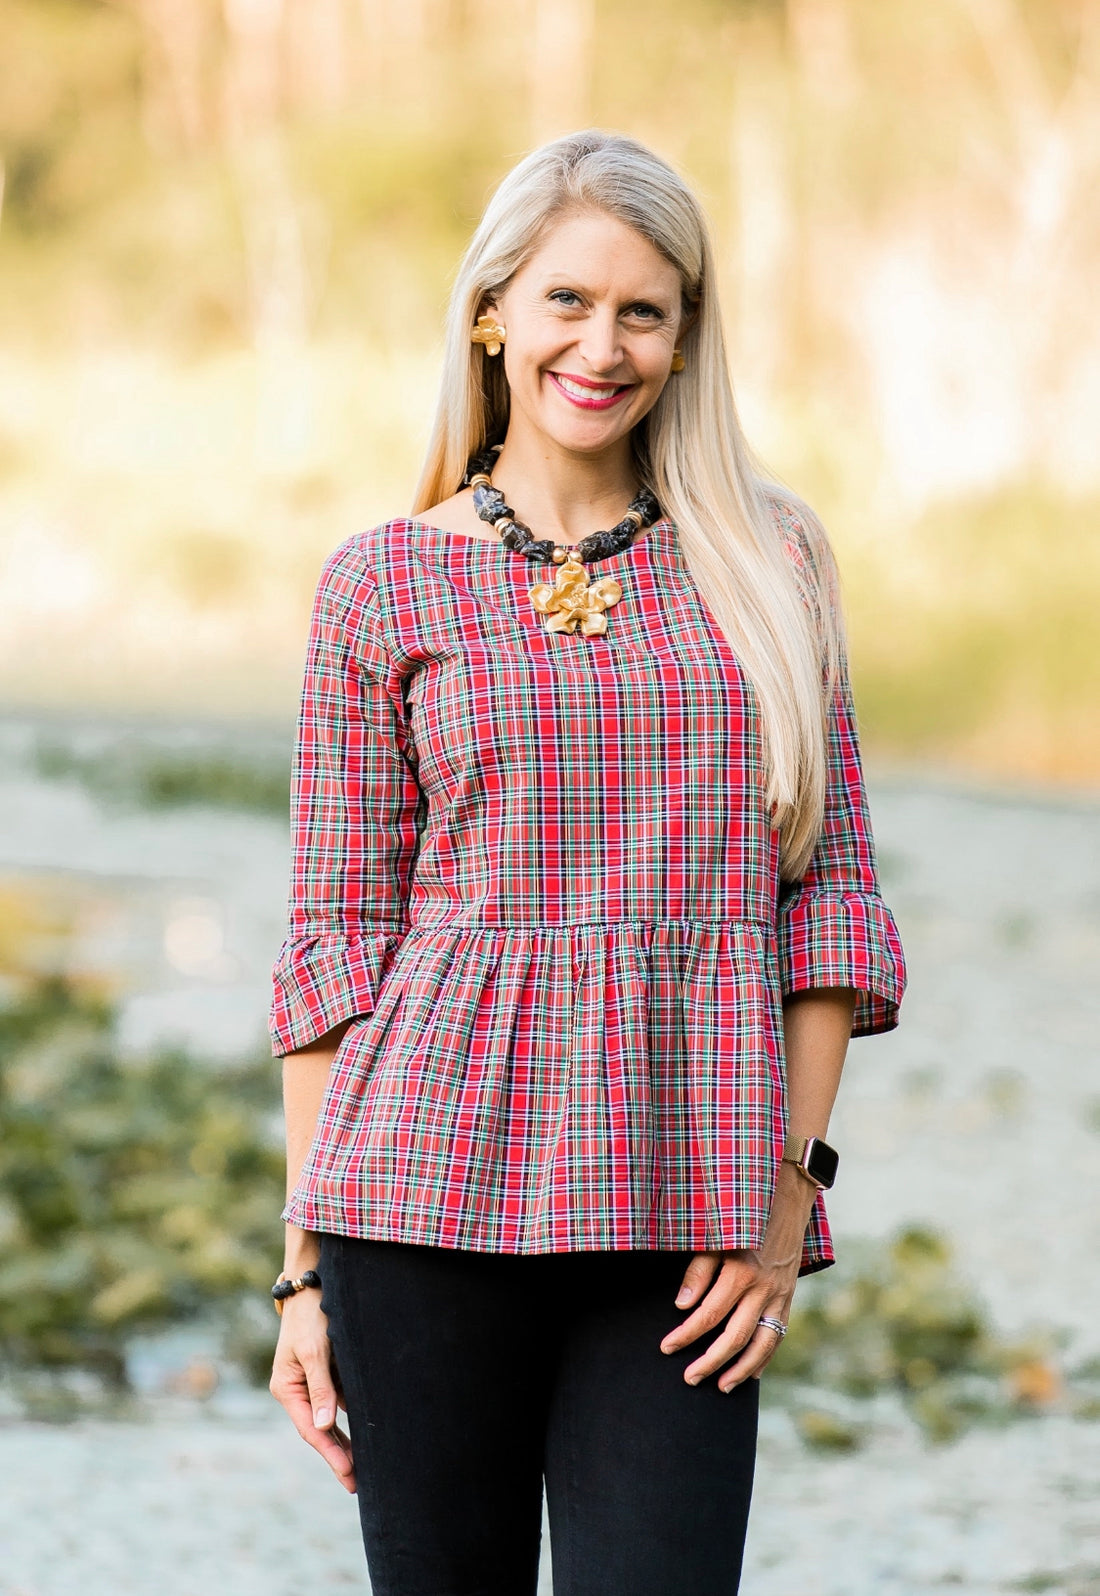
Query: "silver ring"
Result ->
[[758, 1315, 788, 1339]]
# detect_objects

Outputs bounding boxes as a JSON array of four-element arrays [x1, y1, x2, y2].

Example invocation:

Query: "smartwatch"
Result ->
[[781, 1133, 839, 1190]]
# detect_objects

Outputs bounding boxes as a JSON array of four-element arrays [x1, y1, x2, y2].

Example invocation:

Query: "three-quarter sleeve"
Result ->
[[269, 542, 424, 1057], [774, 507, 907, 1037]]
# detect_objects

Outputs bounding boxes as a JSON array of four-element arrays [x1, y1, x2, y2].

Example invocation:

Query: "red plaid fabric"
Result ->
[[270, 498, 906, 1270]]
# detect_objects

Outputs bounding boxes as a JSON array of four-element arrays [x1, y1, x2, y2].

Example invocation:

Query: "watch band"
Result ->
[[781, 1132, 838, 1190], [782, 1134, 811, 1167]]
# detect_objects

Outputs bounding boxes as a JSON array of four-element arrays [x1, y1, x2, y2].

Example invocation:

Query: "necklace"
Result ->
[[461, 447, 662, 636]]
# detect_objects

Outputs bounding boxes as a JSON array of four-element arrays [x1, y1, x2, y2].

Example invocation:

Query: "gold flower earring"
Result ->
[[670, 349, 686, 373], [471, 315, 506, 357]]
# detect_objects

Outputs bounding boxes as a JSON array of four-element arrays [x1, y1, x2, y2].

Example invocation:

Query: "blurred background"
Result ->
[[1, 2, 1098, 1593]]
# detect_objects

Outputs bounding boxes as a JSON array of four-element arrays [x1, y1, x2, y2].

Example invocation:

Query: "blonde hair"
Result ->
[[413, 130, 845, 881]]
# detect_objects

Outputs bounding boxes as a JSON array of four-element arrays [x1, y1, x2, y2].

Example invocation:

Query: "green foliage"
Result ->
[[0, 974, 283, 1391], [0, 976, 1075, 1442], [773, 1226, 1053, 1444], [33, 733, 291, 818]]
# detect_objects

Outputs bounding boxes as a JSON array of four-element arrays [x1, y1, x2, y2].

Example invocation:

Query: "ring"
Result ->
[[758, 1315, 788, 1338]]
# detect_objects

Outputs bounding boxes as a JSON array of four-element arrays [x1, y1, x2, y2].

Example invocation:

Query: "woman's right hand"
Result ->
[[269, 1291, 357, 1494]]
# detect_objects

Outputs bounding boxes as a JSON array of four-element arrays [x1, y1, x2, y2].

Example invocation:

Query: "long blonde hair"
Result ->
[[413, 130, 845, 881]]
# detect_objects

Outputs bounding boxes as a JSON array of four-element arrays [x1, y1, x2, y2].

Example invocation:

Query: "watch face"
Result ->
[[806, 1138, 839, 1189]]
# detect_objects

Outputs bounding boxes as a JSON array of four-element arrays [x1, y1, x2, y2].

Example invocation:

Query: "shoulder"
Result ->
[[758, 481, 842, 625], [314, 520, 425, 601], [307, 524, 427, 660], [760, 483, 832, 577], [307, 524, 434, 674]]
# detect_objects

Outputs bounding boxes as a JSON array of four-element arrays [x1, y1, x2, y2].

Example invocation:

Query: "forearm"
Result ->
[[783, 984, 855, 1140], [282, 1020, 353, 1275], [759, 987, 856, 1266]]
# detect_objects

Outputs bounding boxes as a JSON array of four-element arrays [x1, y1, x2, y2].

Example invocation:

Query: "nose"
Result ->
[[575, 309, 625, 375]]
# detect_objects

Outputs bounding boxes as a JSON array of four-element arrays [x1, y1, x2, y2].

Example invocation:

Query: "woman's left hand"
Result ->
[[663, 995, 854, 1390], [659, 1247, 799, 1391]]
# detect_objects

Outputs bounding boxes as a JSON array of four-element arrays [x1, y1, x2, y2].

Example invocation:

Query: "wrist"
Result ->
[[283, 1223, 321, 1277], [272, 1267, 322, 1316], [761, 1163, 818, 1259], [780, 1131, 839, 1191]]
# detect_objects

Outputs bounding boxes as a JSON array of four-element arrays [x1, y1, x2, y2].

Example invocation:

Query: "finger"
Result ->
[[661, 1257, 758, 1353], [683, 1295, 767, 1383], [750, 1317, 790, 1382], [674, 1252, 720, 1309], [271, 1368, 324, 1440], [313, 1421, 357, 1493], [333, 1367, 348, 1413], [302, 1353, 340, 1432], [271, 1371, 358, 1493], [720, 1324, 785, 1391], [293, 1407, 357, 1492], [279, 1332, 340, 1430]]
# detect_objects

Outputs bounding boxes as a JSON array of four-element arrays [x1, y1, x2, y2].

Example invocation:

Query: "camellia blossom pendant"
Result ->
[[461, 445, 660, 639], [528, 555, 624, 635]]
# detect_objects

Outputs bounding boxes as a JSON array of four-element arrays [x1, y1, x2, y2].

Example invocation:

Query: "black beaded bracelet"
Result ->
[[272, 1269, 322, 1316]]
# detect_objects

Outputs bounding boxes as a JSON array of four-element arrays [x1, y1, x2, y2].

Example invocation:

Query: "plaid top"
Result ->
[[270, 497, 906, 1271]]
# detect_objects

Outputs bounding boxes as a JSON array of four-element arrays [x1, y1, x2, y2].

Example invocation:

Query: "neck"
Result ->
[[488, 431, 642, 546]]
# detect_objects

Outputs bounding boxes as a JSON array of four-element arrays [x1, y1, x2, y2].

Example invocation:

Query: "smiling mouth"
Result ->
[[548, 371, 634, 410]]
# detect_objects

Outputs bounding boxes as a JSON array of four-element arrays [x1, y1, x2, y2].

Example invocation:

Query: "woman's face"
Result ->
[[490, 208, 686, 463]]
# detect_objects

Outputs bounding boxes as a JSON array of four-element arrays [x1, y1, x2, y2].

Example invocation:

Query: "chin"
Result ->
[[538, 413, 635, 457]]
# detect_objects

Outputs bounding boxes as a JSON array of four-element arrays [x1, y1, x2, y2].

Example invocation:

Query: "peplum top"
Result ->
[[269, 497, 907, 1272]]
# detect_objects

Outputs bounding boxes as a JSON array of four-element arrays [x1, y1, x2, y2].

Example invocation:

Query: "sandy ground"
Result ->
[[1, 720, 1099, 1592], [0, 1400, 1097, 1595]]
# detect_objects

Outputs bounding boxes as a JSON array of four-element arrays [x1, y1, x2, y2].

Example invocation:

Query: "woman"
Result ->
[[268, 129, 906, 1595]]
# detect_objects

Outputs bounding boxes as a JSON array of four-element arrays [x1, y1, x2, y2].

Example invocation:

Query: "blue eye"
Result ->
[[549, 289, 582, 306]]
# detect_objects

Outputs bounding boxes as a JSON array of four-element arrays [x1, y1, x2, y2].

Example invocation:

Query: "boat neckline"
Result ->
[[393, 515, 675, 557]]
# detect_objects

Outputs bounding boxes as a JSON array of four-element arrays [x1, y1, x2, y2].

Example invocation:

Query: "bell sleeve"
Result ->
[[774, 507, 907, 1037], [269, 541, 425, 1057]]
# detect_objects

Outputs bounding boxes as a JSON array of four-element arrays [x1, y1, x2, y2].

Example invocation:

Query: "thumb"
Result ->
[[675, 1252, 719, 1307], [304, 1359, 338, 1430]]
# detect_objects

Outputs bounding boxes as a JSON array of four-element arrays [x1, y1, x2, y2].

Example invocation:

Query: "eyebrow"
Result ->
[[537, 275, 678, 306]]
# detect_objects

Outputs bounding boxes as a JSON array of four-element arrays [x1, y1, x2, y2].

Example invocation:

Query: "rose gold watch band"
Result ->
[[781, 1133, 818, 1185]]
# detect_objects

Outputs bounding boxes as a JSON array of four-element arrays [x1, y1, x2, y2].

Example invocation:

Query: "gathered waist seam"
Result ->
[[402, 918, 776, 932]]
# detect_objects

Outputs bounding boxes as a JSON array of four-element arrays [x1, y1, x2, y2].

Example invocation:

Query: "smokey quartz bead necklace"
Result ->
[[461, 446, 662, 636]]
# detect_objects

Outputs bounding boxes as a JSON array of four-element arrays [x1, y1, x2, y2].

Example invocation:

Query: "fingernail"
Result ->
[[315, 1407, 332, 1428], [685, 1374, 701, 1387], [675, 1288, 693, 1306]]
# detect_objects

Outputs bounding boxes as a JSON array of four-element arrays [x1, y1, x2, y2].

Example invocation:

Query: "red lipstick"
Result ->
[[547, 371, 634, 411]]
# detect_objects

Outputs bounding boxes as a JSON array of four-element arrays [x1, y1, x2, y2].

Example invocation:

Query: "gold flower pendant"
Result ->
[[528, 555, 623, 636]]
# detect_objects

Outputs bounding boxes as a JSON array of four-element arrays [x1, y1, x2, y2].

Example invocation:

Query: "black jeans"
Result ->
[[319, 1234, 759, 1596]]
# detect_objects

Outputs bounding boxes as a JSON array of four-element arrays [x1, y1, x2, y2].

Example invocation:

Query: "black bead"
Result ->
[[271, 1268, 322, 1301], [467, 446, 501, 480], [462, 455, 661, 569], [631, 489, 660, 523], [522, 539, 558, 562], [580, 532, 619, 561], [472, 485, 505, 522]]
